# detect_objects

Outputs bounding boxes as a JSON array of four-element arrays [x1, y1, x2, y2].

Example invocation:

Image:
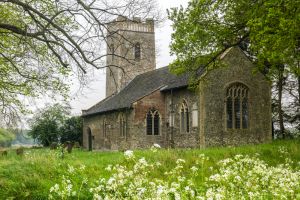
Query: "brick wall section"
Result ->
[[83, 89, 168, 150], [128, 89, 167, 149]]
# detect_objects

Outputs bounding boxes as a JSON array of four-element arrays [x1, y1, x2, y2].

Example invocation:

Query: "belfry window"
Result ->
[[119, 113, 126, 137], [226, 83, 249, 129], [180, 100, 190, 133], [110, 43, 115, 61], [146, 109, 160, 135], [134, 42, 141, 60]]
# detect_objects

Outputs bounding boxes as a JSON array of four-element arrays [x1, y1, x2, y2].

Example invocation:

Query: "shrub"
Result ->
[[0, 128, 15, 147]]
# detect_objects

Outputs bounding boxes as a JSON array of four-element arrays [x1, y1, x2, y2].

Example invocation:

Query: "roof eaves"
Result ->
[[160, 84, 188, 92], [82, 106, 133, 117]]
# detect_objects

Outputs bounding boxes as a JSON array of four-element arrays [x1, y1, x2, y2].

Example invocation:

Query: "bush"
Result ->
[[29, 104, 82, 147], [60, 117, 82, 145], [0, 128, 15, 147], [29, 104, 69, 146]]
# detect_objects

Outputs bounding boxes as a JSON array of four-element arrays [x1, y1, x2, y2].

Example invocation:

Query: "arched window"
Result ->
[[226, 83, 249, 129], [111, 43, 115, 61], [180, 100, 190, 133], [103, 119, 107, 138], [192, 103, 198, 127], [134, 42, 141, 60], [119, 113, 126, 137], [146, 108, 160, 135]]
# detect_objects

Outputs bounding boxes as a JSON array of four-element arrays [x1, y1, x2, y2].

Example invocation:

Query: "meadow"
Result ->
[[1, 140, 300, 199]]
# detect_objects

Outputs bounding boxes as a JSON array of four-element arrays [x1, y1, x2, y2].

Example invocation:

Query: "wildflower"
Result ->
[[199, 154, 205, 159], [66, 183, 72, 193], [138, 157, 147, 165], [157, 185, 164, 195], [178, 176, 185, 182], [68, 165, 75, 174], [79, 164, 86, 171], [82, 178, 88, 184], [105, 165, 112, 171], [176, 158, 185, 165], [107, 177, 115, 185], [124, 150, 134, 159], [150, 143, 161, 152], [185, 186, 191, 191], [191, 166, 198, 172]]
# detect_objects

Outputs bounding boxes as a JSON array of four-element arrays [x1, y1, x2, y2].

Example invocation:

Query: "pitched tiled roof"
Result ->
[[82, 66, 201, 117]]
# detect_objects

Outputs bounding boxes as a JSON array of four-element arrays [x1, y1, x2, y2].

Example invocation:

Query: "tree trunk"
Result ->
[[297, 72, 300, 106], [278, 67, 285, 138]]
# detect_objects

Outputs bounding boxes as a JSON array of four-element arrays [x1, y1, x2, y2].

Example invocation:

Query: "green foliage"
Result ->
[[60, 116, 83, 145], [28, 104, 70, 147], [0, 0, 159, 125], [0, 128, 15, 147], [0, 1, 72, 124], [28, 104, 82, 146], [0, 140, 300, 199], [168, 0, 300, 77]]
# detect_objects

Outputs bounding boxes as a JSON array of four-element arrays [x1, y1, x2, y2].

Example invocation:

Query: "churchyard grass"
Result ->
[[0, 139, 300, 199]]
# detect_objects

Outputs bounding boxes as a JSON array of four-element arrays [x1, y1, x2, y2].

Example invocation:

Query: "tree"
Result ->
[[60, 116, 83, 145], [168, 0, 300, 136], [0, 0, 159, 125], [0, 128, 15, 147], [28, 103, 69, 146]]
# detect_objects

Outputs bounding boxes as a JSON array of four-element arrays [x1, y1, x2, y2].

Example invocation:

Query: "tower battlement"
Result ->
[[105, 16, 156, 97], [108, 16, 154, 33]]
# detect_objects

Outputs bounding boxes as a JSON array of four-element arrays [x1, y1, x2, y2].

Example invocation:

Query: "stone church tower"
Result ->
[[106, 16, 156, 97]]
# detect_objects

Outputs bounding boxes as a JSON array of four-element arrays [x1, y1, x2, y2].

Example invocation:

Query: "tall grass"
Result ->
[[0, 139, 300, 199]]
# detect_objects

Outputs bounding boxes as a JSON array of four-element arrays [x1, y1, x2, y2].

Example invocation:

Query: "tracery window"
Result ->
[[119, 113, 126, 137], [146, 108, 160, 135], [226, 83, 249, 129], [180, 100, 190, 133], [134, 42, 141, 60]]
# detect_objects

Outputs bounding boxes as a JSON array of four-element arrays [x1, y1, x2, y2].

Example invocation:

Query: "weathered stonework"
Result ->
[[164, 89, 200, 148], [106, 16, 156, 97], [198, 48, 272, 147], [82, 17, 272, 151]]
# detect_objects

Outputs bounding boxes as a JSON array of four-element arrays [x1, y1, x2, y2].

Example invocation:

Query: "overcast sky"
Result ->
[[69, 0, 189, 115]]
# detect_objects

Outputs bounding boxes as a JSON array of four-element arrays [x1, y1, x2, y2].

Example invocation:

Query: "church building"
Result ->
[[82, 16, 272, 151]]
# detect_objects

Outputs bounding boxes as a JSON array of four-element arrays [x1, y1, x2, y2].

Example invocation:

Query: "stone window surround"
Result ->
[[119, 113, 127, 138], [103, 119, 108, 139], [179, 99, 190, 133], [192, 103, 198, 127], [146, 108, 161, 136], [225, 82, 249, 130], [134, 42, 141, 61]]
